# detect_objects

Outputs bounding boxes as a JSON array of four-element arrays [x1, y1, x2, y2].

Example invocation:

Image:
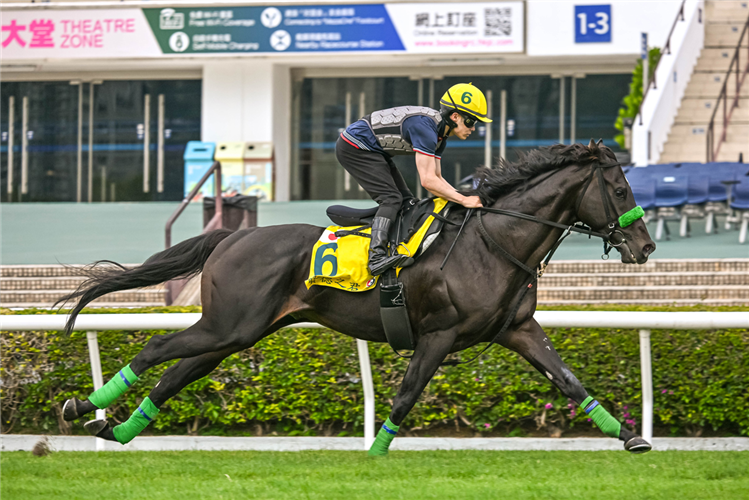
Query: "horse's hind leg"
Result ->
[[500, 319, 651, 454], [81, 317, 295, 443], [85, 349, 231, 443], [62, 321, 217, 422]]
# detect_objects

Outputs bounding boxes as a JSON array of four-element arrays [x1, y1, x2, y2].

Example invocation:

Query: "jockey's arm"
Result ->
[[415, 153, 482, 208]]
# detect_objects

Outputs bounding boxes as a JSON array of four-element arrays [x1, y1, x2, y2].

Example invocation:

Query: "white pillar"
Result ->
[[201, 61, 292, 201], [356, 339, 375, 450], [86, 331, 106, 451], [639, 329, 653, 444]]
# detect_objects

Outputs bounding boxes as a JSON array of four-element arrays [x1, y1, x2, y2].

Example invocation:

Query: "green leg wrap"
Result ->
[[89, 364, 139, 409], [581, 396, 621, 439], [112, 397, 159, 445], [368, 418, 399, 457]]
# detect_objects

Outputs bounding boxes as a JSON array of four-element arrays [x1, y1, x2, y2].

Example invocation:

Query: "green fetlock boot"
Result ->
[[112, 397, 160, 445], [89, 364, 139, 409], [368, 418, 400, 457]]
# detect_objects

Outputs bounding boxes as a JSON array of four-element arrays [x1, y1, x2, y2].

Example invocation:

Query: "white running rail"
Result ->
[[2, 311, 748, 448], [632, 0, 705, 166]]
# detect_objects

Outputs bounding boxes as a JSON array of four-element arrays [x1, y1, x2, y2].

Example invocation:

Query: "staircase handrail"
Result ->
[[706, 14, 749, 162], [637, 0, 688, 125], [632, 0, 704, 166], [164, 160, 223, 304]]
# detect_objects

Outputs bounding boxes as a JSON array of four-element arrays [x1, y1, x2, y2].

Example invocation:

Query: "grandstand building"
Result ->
[[2, 0, 688, 203]]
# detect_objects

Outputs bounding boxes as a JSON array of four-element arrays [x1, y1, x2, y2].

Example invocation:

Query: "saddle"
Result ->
[[326, 197, 451, 255], [324, 198, 453, 352]]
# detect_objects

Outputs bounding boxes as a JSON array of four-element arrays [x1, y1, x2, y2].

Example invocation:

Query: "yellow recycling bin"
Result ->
[[214, 142, 246, 195], [243, 142, 274, 201]]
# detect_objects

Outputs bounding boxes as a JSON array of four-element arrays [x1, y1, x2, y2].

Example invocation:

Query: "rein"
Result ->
[[437, 161, 644, 366]]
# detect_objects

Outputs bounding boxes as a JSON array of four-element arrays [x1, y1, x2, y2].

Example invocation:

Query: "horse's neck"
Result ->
[[482, 166, 585, 271]]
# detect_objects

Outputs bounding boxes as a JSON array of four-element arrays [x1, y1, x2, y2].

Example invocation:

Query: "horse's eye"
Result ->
[[615, 188, 626, 199]]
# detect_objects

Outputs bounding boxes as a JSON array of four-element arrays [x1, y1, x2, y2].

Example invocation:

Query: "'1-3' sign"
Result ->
[[574, 4, 611, 43]]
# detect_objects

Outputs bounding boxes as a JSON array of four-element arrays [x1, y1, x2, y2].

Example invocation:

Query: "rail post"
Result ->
[[638, 329, 653, 444], [86, 331, 106, 451], [356, 339, 375, 450]]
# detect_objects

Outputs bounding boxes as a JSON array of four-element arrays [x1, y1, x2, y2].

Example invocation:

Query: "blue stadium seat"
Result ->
[[733, 177, 749, 209], [732, 176, 749, 243], [655, 176, 688, 207], [629, 179, 656, 210], [654, 176, 688, 241], [705, 163, 743, 202], [686, 175, 709, 205], [625, 166, 654, 184]]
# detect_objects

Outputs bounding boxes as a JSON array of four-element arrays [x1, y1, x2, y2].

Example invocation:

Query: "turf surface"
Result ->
[[3, 450, 748, 499]]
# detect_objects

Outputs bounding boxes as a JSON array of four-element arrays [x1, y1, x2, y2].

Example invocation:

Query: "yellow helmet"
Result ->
[[439, 83, 492, 123]]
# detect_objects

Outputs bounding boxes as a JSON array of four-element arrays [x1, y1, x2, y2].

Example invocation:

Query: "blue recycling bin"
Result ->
[[183, 141, 216, 199]]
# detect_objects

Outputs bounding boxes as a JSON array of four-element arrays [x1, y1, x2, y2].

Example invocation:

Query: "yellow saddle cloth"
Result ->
[[306, 198, 449, 292]]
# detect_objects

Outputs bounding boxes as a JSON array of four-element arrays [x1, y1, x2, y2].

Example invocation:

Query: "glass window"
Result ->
[[573, 74, 630, 148], [290, 72, 632, 201], [1, 79, 201, 203]]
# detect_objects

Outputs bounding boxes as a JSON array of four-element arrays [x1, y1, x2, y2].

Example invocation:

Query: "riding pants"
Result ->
[[335, 136, 415, 222]]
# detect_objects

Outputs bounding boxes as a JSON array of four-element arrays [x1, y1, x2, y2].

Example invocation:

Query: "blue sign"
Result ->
[[574, 5, 611, 43], [144, 5, 404, 54], [142, 3, 525, 55]]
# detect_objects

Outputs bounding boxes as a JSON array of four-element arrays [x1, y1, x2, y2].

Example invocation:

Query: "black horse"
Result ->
[[60, 141, 655, 454]]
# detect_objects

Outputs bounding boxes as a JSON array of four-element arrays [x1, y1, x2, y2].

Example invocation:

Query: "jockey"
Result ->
[[336, 82, 491, 276]]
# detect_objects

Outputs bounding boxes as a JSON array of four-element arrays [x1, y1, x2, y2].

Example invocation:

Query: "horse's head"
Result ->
[[575, 140, 655, 264]]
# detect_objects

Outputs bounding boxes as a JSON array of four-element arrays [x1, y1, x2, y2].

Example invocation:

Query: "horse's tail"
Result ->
[[57, 229, 234, 335]]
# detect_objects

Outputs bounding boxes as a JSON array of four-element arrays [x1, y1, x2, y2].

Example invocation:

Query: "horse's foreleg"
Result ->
[[500, 319, 651, 453], [369, 331, 457, 457]]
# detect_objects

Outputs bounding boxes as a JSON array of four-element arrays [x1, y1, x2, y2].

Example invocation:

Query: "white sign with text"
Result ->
[[1, 9, 161, 59]]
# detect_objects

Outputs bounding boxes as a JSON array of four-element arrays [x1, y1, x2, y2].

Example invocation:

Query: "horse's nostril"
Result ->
[[642, 243, 655, 256]]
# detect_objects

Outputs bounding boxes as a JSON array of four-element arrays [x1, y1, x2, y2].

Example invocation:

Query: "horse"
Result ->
[[59, 140, 656, 455]]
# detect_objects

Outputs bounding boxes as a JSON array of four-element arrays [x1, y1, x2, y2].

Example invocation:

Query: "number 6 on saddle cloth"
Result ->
[[306, 198, 452, 350]]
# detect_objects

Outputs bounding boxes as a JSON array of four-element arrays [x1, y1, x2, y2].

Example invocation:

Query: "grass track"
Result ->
[[3, 450, 749, 500]]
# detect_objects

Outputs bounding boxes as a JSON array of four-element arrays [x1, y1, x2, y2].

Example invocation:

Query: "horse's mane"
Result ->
[[468, 140, 618, 205]]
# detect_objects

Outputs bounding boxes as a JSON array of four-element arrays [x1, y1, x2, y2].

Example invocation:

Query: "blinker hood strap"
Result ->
[[618, 206, 645, 228]]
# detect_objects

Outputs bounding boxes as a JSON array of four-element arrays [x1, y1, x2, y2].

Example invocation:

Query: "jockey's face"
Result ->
[[449, 112, 475, 140]]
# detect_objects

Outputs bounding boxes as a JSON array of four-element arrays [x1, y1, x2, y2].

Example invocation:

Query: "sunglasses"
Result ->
[[461, 114, 477, 129]]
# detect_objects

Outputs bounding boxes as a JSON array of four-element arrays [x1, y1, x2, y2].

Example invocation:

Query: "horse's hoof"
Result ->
[[84, 419, 117, 442], [624, 436, 652, 454], [62, 398, 94, 421]]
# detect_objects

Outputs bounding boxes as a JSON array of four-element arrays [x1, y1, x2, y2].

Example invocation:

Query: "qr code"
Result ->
[[484, 8, 512, 36]]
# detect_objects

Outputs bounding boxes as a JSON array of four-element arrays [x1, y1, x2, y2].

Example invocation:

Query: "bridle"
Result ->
[[436, 160, 644, 366], [573, 161, 644, 259]]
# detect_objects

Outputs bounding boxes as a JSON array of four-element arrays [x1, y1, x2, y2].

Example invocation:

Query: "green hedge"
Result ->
[[2, 306, 747, 437]]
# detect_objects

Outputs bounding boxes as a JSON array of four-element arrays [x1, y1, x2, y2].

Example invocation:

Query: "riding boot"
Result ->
[[368, 216, 412, 276]]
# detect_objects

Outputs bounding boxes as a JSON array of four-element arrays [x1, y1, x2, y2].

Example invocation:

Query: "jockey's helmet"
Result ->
[[439, 83, 493, 125]]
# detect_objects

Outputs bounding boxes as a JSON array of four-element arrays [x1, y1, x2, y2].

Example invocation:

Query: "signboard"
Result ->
[[0, 9, 161, 59], [1, 2, 523, 59], [574, 4, 611, 43]]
